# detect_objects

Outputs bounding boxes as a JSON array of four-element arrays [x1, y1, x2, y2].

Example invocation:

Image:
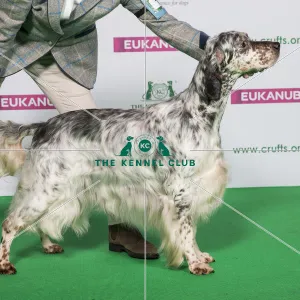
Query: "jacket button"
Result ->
[[48, 41, 53, 46]]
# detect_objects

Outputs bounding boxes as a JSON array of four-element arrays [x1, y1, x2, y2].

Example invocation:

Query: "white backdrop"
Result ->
[[1, 0, 300, 195]]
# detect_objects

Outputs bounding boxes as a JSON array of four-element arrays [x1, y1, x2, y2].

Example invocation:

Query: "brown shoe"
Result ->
[[108, 224, 159, 259]]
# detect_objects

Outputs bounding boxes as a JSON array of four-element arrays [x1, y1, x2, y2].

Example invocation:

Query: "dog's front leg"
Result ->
[[193, 238, 215, 263], [174, 209, 214, 275], [163, 178, 214, 275], [39, 231, 64, 254]]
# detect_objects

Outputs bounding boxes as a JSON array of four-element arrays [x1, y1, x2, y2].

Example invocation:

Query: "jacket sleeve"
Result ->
[[0, 0, 32, 75], [120, 0, 209, 61]]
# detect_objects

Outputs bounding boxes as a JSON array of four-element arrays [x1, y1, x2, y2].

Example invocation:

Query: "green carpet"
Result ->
[[0, 187, 300, 300]]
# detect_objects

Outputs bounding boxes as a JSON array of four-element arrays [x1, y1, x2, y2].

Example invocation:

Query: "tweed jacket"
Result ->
[[0, 0, 208, 89]]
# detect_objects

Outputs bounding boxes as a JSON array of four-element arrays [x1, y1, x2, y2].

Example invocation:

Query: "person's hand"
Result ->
[[0, 77, 4, 88]]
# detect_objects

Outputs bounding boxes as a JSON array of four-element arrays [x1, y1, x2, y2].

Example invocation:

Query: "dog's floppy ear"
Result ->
[[205, 71, 222, 101], [204, 47, 224, 101], [215, 48, 225, 65]]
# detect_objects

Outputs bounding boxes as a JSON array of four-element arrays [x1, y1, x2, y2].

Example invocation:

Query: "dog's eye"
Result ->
[[241, 41, 247, 48]]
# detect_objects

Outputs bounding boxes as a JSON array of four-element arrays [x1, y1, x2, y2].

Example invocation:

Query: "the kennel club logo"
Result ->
[[95, 135, 195, 167], [142, 81, 176, 101], [131, 80, 177, 109], [134, 135, 157, 156], [133, 135, 171, 157]]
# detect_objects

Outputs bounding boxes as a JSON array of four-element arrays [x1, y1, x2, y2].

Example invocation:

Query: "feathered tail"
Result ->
[[0, 120, 42, 176]]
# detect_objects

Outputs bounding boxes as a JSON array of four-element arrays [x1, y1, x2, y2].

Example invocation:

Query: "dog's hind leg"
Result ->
[[0, 217, 20, 274], [0, 211, 43, 275], [0, 188, 55, 274], [39, 231, 64, 254], [0, 206, 46, 275]]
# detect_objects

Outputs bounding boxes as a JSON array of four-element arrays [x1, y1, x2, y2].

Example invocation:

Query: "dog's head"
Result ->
[[205, 31, 280, 77], [202, 31, 280, 100]]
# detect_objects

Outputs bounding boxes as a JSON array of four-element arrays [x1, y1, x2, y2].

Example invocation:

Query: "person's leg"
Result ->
[[25, 52, 96, 113], [25, 53, 159, 259], [107, 215, 158, 259]]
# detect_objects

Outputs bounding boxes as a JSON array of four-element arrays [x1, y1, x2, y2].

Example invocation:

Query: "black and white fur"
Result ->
[[0, 31, 280, 275]]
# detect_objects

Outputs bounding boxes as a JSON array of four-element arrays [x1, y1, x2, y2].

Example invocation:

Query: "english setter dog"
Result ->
[[0, 31, 280, 275]]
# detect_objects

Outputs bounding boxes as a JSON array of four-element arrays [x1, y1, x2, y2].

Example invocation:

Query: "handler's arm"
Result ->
[[0, 0, 32, 76], [121, 0, 209, 61]]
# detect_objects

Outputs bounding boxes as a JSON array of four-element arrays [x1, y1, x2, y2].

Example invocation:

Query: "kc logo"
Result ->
[[116, 134, 171, 157], [138, 139, 152, 152], [135, 134, 156, 156]]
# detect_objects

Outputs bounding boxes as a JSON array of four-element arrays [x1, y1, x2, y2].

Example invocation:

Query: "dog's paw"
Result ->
[[189, 262, 214, 275], [0, 262, 17, 275], [200, 252, 215, 263], [44, 244, 64, 254]]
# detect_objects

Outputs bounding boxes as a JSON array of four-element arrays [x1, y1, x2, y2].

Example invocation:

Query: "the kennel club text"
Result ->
[[95, 159, 195, 167], [94, 135, 195, 167]]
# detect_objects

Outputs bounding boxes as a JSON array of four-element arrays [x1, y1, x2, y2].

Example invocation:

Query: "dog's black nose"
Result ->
[[273, 42, 280, 50]]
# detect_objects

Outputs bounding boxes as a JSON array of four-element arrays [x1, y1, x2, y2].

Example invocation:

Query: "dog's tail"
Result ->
[[0, 120, 41, 176]]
